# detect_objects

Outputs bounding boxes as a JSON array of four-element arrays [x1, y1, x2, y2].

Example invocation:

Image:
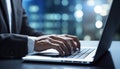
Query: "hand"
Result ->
[[34, 34, 80, 56], [58, 34, 80, 50]]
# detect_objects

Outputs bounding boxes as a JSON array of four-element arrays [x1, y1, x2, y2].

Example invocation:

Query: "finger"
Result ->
[[67, 39, 77, 52], [58, 35, 78, 51], [48, 38, 69, 56], [36, 35, 50, 41], [50, 36, 72, 55], [64, 34, 81, 50], [35, 39, 65, 56], [51, 44, 65, 56], [42, 41, 65, 56]]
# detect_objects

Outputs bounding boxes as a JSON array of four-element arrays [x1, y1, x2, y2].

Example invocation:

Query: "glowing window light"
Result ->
[[29, 5, 39, 12], [87, 0, 95, 6], [95, 20, 103, 29], [29, 22, 40, 28], [75, 4, 82, 10], [76, 18, 82, 22], [44, 22, 54, 28], [94, 5, 102, 14], [54, 0, 60, 5], [30, 14, 39, 20], [45, 14, 61, 20], [100, 4, 109, 16], [100, 11, 108, 16], [84, 35, 91, 40], [74, 10, 83, 18], [61, 0, 68, 6], [62, 14, 69, 21]]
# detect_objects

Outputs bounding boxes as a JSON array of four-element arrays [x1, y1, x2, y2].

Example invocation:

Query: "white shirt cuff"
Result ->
[[27, 36, 37, 53]]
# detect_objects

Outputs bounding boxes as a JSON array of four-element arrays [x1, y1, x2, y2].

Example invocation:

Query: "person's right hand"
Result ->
[[34, 34, 80, 56]]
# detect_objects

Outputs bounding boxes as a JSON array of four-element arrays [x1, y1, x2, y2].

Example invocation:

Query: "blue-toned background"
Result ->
[[22, 0, 119, 40]]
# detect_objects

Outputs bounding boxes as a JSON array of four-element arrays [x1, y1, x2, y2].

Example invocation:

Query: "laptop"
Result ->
[[22, 0, 120, 64]]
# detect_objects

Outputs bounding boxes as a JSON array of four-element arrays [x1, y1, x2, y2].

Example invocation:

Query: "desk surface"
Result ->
[[0, 41, 120, 69]]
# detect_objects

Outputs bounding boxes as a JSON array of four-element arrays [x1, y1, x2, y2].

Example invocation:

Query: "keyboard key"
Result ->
[[66, 48, 95, 59]]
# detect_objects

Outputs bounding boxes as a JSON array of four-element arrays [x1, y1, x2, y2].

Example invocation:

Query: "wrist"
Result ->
[[27, 36, 37, 53], [34, 40, 40, 51]]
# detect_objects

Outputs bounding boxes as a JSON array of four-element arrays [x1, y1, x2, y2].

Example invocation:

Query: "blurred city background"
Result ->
[[22, 0, 120, 40]]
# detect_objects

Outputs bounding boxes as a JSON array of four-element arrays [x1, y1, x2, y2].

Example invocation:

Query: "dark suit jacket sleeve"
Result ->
[[20, 9, 44, 37], [0, 34, 28, 58]]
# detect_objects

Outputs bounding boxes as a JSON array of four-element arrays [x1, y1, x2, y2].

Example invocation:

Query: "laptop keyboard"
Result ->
[[66, 48, 95, 59], [33, 48, 95, 59]]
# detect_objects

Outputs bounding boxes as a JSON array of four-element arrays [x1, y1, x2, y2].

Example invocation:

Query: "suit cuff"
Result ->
[[27, 36, 37, 53]]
